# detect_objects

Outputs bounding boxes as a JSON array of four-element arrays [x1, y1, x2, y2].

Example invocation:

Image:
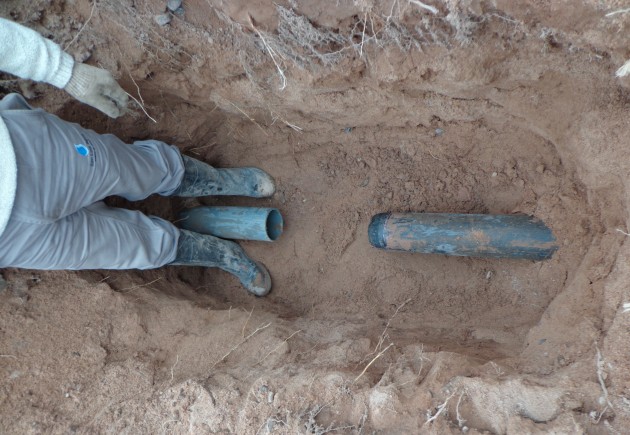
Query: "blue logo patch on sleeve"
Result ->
[[74, 144, 90, 156]]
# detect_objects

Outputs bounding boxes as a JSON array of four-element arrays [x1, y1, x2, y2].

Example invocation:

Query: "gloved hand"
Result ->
[[64, 63, 129, 118]]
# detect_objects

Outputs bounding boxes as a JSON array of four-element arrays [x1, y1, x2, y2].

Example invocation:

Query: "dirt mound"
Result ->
[[1, 0, 630, 433]]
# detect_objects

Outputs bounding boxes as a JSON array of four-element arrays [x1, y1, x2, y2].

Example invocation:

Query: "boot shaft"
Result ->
[[172, 155, 275, 198], [170, 229, 271, 296]]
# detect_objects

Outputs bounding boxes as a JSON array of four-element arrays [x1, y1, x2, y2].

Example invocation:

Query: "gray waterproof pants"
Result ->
[[0, 94, 184, 270]]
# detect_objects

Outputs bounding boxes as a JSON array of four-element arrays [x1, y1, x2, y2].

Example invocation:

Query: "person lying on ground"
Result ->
[[0, 17, 273, 296]]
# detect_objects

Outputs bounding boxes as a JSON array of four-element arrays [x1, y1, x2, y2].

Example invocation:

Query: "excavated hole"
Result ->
[[126, 96, 598, 362], [57, 70, 600, 368]]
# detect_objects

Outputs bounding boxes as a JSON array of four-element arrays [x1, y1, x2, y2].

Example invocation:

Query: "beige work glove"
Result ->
[[64, 63, 129, 118]]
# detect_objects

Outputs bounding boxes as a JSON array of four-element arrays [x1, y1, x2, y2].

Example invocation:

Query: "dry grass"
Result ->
[[85, 0, 500, 119], [275, 5, 348, 66], [213, 0, 487, 90]]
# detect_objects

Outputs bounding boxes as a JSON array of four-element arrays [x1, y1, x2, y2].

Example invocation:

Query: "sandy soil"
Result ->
[[1, 0, 630, 433]]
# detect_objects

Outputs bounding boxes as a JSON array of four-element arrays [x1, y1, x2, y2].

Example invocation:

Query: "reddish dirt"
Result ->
[[1, 0, 630, 433]]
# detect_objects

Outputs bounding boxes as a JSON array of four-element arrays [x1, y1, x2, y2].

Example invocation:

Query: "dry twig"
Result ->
[[112, 48, 157, 123], [64, 1, 97, 50], [359, 12, 368, 57], [270, 110, 303, 132], [605, 8, 630, 17], [425, 391, 456, 424], [243, 306, 255, 337], [366, 298, 411, 359], [260, 330, 302, 362], [211, 322, 272, 369], [227, 101, 269, 136], [119, 277, 162, 293], [409, 0, 439, 15], [248, 16, 287, 90], [455, 391, 467, 427], [170, 354, 179, 382], [596, 344, 614, 411], [124, 91, 158, 123], [396, 344, 429, 387], [354, 343, 394, 384]]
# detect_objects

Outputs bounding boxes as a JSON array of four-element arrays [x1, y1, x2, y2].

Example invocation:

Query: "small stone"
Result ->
[[166, 0, 182, 11], [536, 164, 545, 174], [173, 6, 185, 16], [491, 172, 498, 177], [344, 127, 353, 134], [259, 385, 269, 393], [154, 13, 172, 26], [267, 391, 274, 403], [434, 128, 444, 136], [360, 178, 370, 187]]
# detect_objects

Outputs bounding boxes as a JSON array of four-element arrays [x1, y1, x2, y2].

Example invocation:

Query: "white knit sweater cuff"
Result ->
[[47, 49, 74, 88]]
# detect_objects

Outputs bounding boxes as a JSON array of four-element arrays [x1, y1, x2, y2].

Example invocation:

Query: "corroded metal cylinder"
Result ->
[[368, 213, 558, 260]]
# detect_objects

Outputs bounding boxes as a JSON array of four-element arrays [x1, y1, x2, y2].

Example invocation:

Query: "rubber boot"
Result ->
[[172, 155, 275, 198], [169, 229, 271, 296]]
